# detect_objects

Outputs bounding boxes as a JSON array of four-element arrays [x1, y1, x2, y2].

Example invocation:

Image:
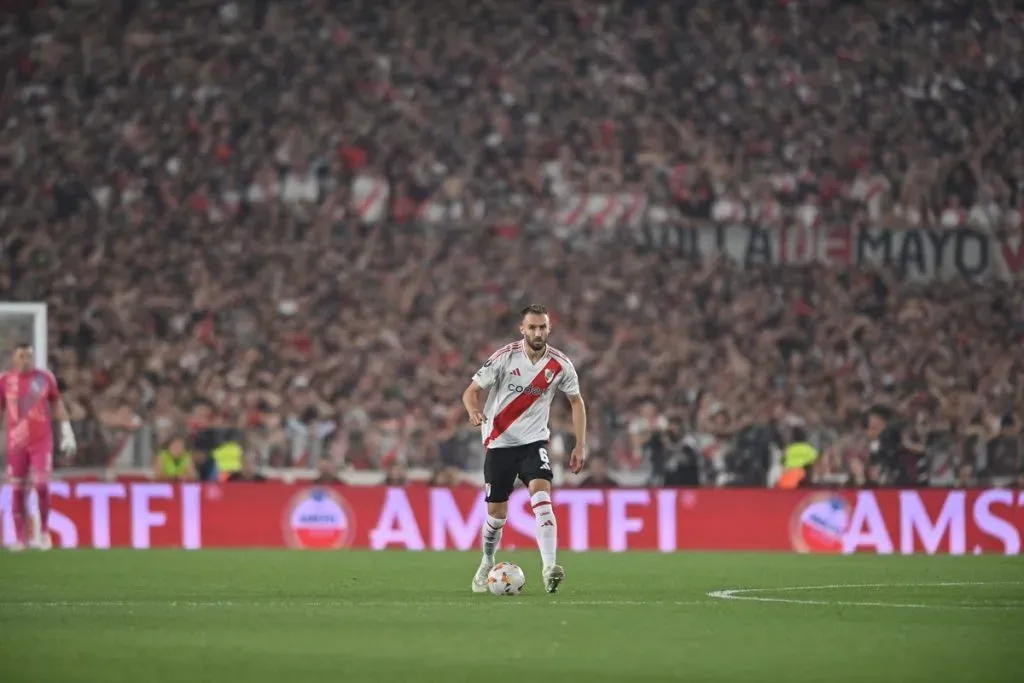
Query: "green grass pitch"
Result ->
[[0, 551, 1021, 682]]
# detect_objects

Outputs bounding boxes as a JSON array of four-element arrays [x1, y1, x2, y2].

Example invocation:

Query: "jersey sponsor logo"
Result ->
[[507, 383, 546, 397], [283, 487, 355, 549]]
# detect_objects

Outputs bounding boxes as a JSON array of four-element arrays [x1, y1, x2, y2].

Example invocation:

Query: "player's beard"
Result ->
[[527, 337, 546, 352]]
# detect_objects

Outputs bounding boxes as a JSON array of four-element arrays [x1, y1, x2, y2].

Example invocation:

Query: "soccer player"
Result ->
[[1, 343, 77, 551], [462, 304, 588, 594]]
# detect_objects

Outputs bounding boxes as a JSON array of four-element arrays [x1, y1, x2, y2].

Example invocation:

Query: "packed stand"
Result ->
[[0, 0, 1022, 488]]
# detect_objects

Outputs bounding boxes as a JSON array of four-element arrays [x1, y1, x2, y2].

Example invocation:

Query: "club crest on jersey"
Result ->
[[544, 369, 554, 383]]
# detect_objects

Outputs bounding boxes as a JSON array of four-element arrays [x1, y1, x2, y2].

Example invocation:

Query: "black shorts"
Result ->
[[483, 440, 553, 503]]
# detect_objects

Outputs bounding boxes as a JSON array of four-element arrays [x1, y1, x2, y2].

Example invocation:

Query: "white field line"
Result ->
[[707, 581, 1024, 611], [0, 598, 708, 609]]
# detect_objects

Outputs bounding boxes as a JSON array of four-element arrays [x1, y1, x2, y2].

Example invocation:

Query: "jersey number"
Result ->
[[538, 447, 551, 471]]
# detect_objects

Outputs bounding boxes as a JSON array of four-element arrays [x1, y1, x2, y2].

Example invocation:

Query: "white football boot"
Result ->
[[29, 516, 51, 550], [471, 560, 493, 593], [542, 564, 565, 594]]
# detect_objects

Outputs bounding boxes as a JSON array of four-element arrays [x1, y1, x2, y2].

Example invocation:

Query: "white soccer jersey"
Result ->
[[470, 341, 581, 449]]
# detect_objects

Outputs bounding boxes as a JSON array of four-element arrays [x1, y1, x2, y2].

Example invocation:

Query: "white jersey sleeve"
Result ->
[[471, 346, 511, 389], [558, 358, 581, 397]]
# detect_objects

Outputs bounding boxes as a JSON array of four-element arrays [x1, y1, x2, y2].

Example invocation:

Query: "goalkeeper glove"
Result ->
[[60, 421, 77, 456]]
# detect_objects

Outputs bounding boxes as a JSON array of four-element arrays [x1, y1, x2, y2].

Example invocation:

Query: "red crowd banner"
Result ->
[[0, 482, 1021, 554]]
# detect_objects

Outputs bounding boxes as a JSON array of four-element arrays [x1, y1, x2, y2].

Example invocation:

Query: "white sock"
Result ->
[[481, 515, 505, 564], [530, 491, 557, 569]]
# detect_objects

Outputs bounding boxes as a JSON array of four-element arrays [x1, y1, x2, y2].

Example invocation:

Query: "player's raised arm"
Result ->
[[561, 362, 587, 474]]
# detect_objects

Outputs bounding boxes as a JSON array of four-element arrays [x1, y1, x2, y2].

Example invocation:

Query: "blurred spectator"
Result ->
[[313, 458, 342, 485], [436, 421, 481, 472], [726, 420, 782, 487], [866, 405, 906, 486], [191, 449, 220, 484], [628, 402, 668, 470], [779, 427, 819, 490], [0, 0, 1020, 489], [384, 461, 408, 487], [574, 457, 619, 488], [656, 418, 704, 487], [429, 466, 463, 487], [985, 415, 1022, 487], [153, 436, 194, 482], [227, 453, 268, 482], [210, 434, 244, 477]]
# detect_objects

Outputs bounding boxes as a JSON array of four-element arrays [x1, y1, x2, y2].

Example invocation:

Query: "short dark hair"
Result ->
[[867, 404, 892, 422], [14, 341, 32, 350], [521, 304, 548, 319]]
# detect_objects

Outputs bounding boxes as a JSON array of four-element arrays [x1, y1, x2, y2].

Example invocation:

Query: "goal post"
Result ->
[[0, 302, 48, 370]]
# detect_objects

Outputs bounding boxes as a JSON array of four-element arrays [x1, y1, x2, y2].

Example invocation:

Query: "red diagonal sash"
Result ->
[[484, 358, 563, 448]]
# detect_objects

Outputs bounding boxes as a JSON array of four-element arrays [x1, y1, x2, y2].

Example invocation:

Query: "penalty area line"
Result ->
[[707, 581, 1024, 611]]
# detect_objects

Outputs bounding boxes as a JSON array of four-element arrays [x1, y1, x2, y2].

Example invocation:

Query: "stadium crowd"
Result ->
[[1, 0, 1022, 488]]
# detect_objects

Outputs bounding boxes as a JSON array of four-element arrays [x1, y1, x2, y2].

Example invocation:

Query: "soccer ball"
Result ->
[[487, 562, 526, 596]]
